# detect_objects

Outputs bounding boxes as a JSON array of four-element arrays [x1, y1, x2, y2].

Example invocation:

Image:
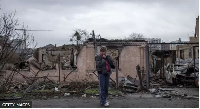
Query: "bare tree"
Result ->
[[0, 11, 37, 71], [127, 33, 145, 40], [0, 11, 22, 71], [70, 29, 90, 45]]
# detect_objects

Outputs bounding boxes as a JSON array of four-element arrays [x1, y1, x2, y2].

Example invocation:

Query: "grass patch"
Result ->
[[0, 92, 22, 98], [84, 88, 99, 95], [108, 89, 122, 95], [84, 88, 122, 95], [34, 89, 54, 93]]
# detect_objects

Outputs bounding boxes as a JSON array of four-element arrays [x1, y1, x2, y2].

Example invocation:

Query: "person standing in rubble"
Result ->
[[95, 46, 115, 107]]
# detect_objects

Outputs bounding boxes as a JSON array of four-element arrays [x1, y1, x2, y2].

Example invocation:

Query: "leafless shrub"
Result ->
[[0, 11, 22, 71]]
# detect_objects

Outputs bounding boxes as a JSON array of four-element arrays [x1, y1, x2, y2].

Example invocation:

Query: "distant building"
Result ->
[[12, 39, 23, 54], [161, 42, 170, 50], [42, 44, 56, 50], [170, 38, 188, 50], [145, 38, 161, 51], [0, 36, 24, 54]]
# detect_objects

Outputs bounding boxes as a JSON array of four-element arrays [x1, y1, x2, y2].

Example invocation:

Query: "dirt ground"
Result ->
[[32, 95, 198, 108], [32, 88, 199, 108]]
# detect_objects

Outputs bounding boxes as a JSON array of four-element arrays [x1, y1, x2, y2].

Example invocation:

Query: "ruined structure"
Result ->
[[34, 39, 147, 82], [77, 39, 147, 81], [5, 16, 198, 84], [176, 16, 199, 60], [38, 44, 76, 70]]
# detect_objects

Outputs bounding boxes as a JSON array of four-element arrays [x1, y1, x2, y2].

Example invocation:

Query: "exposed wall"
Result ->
[[118, 46, 145, 79], [38, 48, 74, 69], [59, 43, 146, 82], [176, 45, 199, 59]]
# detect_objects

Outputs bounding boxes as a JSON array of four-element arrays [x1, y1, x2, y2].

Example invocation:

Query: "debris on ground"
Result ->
[[0, 62, 198, 101], [64, 93, 70, 96], [55, 87, 59, 92], [119, 75, 139, 93], [149, 88, 199, 99], [136, 65, 149, 93], [82, 94, 86, 97], [149, 72, 166, 88], [24, 80, 58, 93]]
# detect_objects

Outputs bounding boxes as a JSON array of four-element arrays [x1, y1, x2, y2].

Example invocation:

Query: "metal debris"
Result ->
[[64, 93, 70, 96], [122, 75, 138, 93]]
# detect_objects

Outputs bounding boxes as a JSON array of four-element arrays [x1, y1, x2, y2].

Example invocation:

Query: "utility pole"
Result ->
[[91, 30, 98, 56], [59, 53, 61, 83], [115, 56, 119, 89], [193, 46, 199, 78], [73, 31, 81, 66], [145, 44, 150, 89]]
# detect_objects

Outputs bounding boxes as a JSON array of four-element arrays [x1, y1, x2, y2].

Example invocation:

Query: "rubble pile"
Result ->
[[118, 75, 139, 93], [24, 80, 58, 93], [150, 75, 166, 88], [149, 88, 199, 99]]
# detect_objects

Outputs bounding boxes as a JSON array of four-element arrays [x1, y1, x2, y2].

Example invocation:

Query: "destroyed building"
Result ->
[[80, 38, 148, 81], [176, 16, 199, 60], [29, 38, 148, 82], [37, 44, 76, 70], [163, 16, 199, 85], [2, 16, 198, 88]]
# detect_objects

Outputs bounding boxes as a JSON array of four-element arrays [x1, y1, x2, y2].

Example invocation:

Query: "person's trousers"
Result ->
[[98, 73, 110, 105]]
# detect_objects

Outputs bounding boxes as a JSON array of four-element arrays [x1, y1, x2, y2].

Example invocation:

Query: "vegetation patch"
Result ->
[[0, 92, 22, 98], [84, 88, 123, 96]]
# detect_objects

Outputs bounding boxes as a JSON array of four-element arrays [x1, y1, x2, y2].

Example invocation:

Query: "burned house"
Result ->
[[164, 16, 199, 86], [34, 38, 148, 82], [38, 44, 76, 70], [72, 38, 148, 82]]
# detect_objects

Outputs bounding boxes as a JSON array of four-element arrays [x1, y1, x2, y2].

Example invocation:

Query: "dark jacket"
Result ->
[[95, 54, 115, 75]]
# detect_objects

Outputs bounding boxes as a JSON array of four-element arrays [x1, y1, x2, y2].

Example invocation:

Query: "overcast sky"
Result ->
[[1, 0, 199, 47]]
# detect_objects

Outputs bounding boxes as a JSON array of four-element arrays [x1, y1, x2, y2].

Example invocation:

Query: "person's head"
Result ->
[[100, 46, 107, 55]]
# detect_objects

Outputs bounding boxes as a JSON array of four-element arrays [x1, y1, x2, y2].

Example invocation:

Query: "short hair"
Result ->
[[100, 46, 107, 52]]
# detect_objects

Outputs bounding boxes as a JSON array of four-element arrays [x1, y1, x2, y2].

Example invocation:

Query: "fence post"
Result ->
[[59, 53, 61, 83], [193, 46, 196, 78], [145, 44, 150, 89], [115, 58, 119, 89]]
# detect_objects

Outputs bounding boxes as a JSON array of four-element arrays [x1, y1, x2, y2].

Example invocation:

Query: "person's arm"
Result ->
[[107, 55, 115, 69]]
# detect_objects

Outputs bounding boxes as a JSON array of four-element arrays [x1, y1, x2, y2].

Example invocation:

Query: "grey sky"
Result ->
[[1, 0, 199, 47]]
